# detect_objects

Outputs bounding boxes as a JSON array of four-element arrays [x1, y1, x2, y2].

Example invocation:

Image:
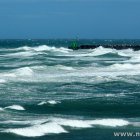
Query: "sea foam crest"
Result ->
[[33, 45, 70, 53], [0, 107, 4, 111], [109, 63, 140, 70], [83, 46, 135, 57], [18, 45, 71, 53], [3, 122, 67, 137], [2, 118, 129, 137], [0, 79, 6, 83], [90, 119, 129, 127], [90, 46, 114, 56], [38, 100, 61, 106], [15, 67, 33, 76], [56, 65, 75, 71], [53, 118, 129, 128], [4, 105, 25, 111]]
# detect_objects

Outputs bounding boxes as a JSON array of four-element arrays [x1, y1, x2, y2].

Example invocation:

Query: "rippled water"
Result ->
[[0, 40, 140, 140]]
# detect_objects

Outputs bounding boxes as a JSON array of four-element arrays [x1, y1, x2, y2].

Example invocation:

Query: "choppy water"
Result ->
[[0, 39, 140, 140]]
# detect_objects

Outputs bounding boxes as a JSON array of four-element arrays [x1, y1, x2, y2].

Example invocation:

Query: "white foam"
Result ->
[[32, 45, 70, 53], [5, 105, 25, 111], [2, 118, 129, 137], [7, 51, 35, 57], [57, 119, 92, 128], [38, 100, 61, 106], [89, 46, 114, 56], [90, 119, 129, 127], [0, 79, 6, 83], [0, 107, 4, 111], [47, 100, 61, 105], [15, 67, 33, 76], [34, 45, 52, 51], [17, 46, 31, 51], [4, 122, 67, 137], [57, 65, 75, 71], [109, 63, 140, 71], [64, 46, 124, 57], [6, 45, 71, 53], [53, 118, 129, 128], [3, 73, 16, 77], [38, 101, 47, 106]]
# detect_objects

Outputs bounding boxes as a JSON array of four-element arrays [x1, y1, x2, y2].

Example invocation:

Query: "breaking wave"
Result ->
[[3, 122, 67, 137], [4, 105, 25, 111], [14, 67, 33, 76], [17, 45, 71, 53], [0, 79, 6, 83], [38, 100, 61, 106], [2, 118, 129, 137]]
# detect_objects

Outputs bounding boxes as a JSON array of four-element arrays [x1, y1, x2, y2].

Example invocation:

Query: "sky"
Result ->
[[0, 0, 140, 39]]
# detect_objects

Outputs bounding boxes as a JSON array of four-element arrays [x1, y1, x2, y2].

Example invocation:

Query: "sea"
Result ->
[[0, 39, 140, 140]]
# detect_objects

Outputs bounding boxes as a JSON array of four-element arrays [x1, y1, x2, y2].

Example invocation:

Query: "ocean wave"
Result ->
[[109, 63, 140, 70], [62, 46, 134, 58], [3, 122, 67, 137], [0, 79, 6, 83], [1, 45, 71, 58], [17, 45, 71, 53], [90, 47, 136, 58], [53, 118, 129, 128], [38, 100, 61, 106], [2, 64, 140, 84], [89, 46, 115, 57], [90, 119, 129, 127], [0, 107, 4, 111], [4, 105, 25, 111], [2, 118, 129, 137], [6, 51, 37, 57], [33, 45, 70, 53], [14, 67, 34, 76], [56, 65, 75, 71]]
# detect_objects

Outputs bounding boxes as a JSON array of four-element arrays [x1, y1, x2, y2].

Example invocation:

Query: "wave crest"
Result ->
[[4, 105, 25, 111], [3, 122, 67, 137], [2, 118, 129, 137]]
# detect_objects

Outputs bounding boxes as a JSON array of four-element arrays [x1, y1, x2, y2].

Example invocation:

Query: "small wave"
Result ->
[[89, 46, 114, 56], [69, 46, 117, 57], [33, 45, 70, 53], [17, 45, 71, 53], [6, 51, 36, 57], [56, 65, 75, 71], [14, 67, 33, 76], [109, 63, 140, 70], [90, 119, 129, 127], [0, 107, 4, 111], [65, 46, 132, 57], [38, 100, 61, 106], [3, 122, 67, 137], [47, 100, 61, 105], [0, 79, 6, 83], [54, 118, 129, 128], [2, 118, 129, 137], [2, 73, 16, 78], [57, 119, 92, 128], [4, 105, 25, 111], [17, 46, 31, 51]]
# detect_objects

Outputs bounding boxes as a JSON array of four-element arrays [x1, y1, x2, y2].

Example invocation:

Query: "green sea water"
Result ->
[[0, 39, 140, 140]]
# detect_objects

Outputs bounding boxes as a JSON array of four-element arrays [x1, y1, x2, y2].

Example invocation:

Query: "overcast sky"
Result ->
[[0, 0, 139, 39]]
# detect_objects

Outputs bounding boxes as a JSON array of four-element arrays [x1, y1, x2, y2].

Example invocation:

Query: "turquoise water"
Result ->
[[0, 40, 140, 140]]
